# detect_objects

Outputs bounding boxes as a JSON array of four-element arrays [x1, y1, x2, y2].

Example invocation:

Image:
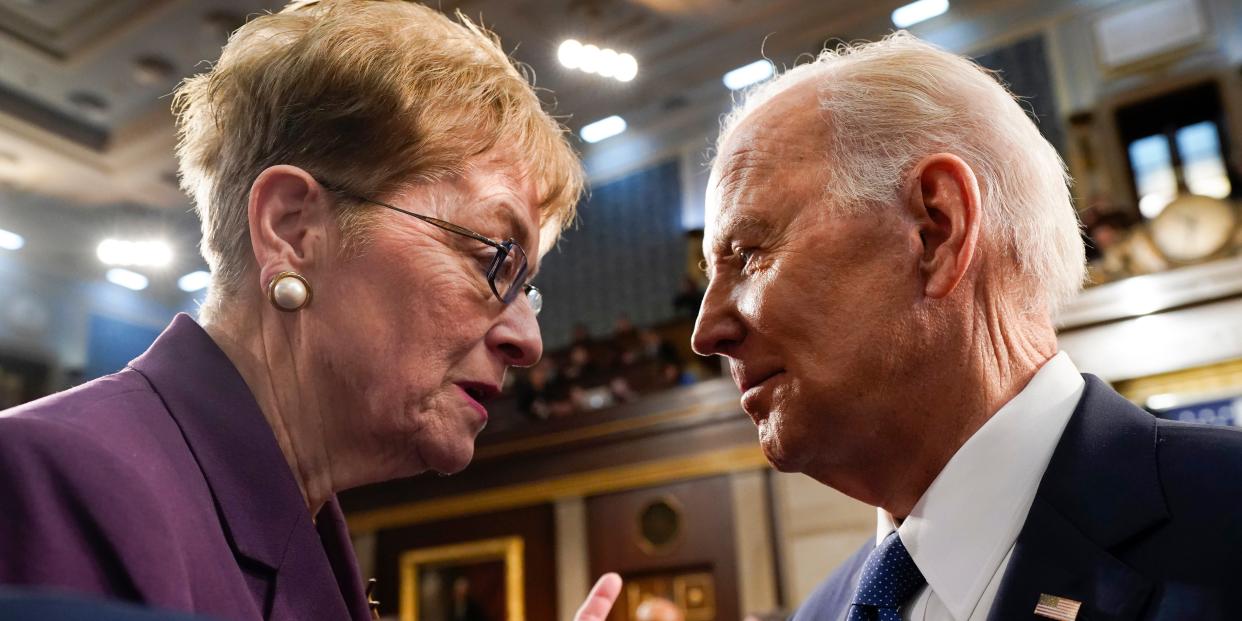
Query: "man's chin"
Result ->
[[757, 427, 800, 473]]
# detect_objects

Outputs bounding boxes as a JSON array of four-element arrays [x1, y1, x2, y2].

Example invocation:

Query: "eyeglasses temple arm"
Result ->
[[323, 183, 506, 251]]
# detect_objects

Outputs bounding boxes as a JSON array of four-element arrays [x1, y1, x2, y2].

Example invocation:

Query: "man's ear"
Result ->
[[905, 153, 982, 300], [247, 165, 332, 289]]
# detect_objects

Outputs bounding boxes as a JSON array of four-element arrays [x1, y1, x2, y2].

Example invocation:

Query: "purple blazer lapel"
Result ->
[[272, 504, 357, 621], [987, 376, 1167, 621], [129, 314, 364, 620], [129, 314, 307, 571], [317, 499, 374, 621]]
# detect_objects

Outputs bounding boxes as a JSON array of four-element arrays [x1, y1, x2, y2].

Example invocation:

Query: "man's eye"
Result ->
[[738, 248, 755, 269]]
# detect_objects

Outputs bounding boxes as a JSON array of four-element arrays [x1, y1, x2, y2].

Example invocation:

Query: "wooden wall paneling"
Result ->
[[586, 475, 739, 621], [373, 503, 558, 621], [729, 470, 779, 617]]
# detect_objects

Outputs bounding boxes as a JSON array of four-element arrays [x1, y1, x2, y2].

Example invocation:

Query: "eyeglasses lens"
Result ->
[[493, 243, 528, 304], [526, 285, 543, 315]]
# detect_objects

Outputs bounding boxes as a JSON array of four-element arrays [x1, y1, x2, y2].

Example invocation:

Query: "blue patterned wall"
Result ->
[[535, 160, 685, 349], [975, 34, 1066, 155]]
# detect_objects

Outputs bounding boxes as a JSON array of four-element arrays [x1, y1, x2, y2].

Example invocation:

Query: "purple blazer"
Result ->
[[0, 314, 373, 621]]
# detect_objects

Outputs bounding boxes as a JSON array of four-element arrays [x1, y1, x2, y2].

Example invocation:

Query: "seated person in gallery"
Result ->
[[611, 314, 643, 363], [742, 613, 788, 621], [635, 597, 684, 621], [672, 275, 706, 318], [1080, 204, 1167, 282], [692, 31, 1242, 621], [0, 1, 621, 620]]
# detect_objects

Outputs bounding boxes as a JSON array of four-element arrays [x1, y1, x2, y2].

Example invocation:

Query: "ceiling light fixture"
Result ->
[[558, 39, 637, 83], [596, 48, 619, 78], [614, 53, 638, 82], [0, 227, 24, 251], [891, 0, 950, 28], [97, 239, 173, 268], [178, 270, 211, 292], [722, 59, 775, 91], [558, 39, 583, 69], [578, 44, 602, 73], [580, 115, 627, 144], [106, 268, 149, 291]]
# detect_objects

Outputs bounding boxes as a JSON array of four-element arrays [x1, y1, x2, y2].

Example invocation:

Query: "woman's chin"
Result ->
[[422, 441, 476, 476]]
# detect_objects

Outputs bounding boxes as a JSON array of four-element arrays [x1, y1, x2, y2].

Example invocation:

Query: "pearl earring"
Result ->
[[267, 271, 312, 312]]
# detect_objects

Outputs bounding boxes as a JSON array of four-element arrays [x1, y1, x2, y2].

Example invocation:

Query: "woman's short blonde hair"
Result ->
[[174, 0, 583, 301]]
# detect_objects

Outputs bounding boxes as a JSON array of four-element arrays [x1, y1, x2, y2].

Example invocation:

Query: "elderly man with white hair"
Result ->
[[692, 33, 1242, 621]]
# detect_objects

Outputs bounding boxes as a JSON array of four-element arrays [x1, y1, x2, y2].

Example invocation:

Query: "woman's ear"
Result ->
[[904, 153, 982, 300], [247, 165, 334, 288]]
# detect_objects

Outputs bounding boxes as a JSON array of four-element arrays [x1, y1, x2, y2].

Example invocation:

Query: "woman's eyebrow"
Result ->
[[478, 198, 535, 248]]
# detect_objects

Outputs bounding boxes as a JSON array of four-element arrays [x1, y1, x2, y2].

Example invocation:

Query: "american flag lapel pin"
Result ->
[[1034, 593, 1081, 621]]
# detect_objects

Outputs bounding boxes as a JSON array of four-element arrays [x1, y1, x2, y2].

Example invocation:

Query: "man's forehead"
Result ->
[[720, 79, 823, 157], [706, 85, 827, 241], [714, 83, 824, 181]]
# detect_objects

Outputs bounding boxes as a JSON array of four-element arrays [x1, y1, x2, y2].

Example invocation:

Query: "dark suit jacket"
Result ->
[[793, 375, 1242, 620], [0, 586, 222, 620], [0, 314, 373, 621]]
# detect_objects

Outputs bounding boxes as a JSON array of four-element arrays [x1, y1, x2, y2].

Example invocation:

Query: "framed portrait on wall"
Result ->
[[399, 536, 525, 621], [620, 569, 715, 621]]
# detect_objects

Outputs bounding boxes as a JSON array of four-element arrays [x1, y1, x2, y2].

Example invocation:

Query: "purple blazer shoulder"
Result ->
[[0, 314, 372, 621]]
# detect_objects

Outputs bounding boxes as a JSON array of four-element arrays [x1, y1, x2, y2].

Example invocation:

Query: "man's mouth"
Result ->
[[739, 370, 784, 421], [738, 369, 784, 393]]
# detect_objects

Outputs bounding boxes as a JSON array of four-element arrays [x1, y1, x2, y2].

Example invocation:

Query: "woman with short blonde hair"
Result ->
[[0, 2, 621, 619]]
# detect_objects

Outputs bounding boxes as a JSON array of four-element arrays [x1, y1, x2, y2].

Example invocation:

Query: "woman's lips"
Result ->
[[456, 384, 489, 423]]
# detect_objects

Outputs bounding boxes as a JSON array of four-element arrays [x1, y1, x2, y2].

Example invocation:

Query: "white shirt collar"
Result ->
[[875, 352, 1085, 621]]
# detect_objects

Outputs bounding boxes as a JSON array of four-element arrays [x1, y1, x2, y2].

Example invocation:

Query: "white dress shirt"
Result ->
[[875, 352, 1085, 621]]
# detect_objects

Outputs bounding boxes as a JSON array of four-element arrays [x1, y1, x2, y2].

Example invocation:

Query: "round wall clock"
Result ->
[[1148, 194, 1238, 263]]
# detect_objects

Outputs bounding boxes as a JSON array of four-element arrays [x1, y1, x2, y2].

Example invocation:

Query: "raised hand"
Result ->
[[573, 573, 622, 621]]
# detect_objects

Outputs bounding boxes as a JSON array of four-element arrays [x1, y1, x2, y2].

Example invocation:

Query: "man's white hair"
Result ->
[[716, 32, 1085, 315]]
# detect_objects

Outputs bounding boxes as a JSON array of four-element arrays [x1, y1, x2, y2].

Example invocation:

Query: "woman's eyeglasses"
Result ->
[[324, 184, 542, 316]]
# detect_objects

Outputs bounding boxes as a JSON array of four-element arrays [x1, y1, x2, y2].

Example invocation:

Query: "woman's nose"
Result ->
[[487, 297, 543, 367]]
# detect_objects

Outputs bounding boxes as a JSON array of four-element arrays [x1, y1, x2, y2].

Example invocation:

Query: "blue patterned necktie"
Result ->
[[846, 531, 927, 621]]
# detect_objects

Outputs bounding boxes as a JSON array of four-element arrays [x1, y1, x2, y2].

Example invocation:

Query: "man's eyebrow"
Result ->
[[712, 214, 771, 252], [702, 214, 771, 281]]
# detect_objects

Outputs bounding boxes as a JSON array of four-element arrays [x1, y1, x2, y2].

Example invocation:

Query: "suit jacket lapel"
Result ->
[[130, 315, 362, 620], [988, 376, 1167, 621], [317, 499, 374, 621], [270, 508, 355, 620], [987, 497, 1152, 620]]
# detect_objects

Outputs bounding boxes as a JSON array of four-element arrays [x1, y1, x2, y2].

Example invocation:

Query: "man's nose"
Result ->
[[691, 279, 745, 358]]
